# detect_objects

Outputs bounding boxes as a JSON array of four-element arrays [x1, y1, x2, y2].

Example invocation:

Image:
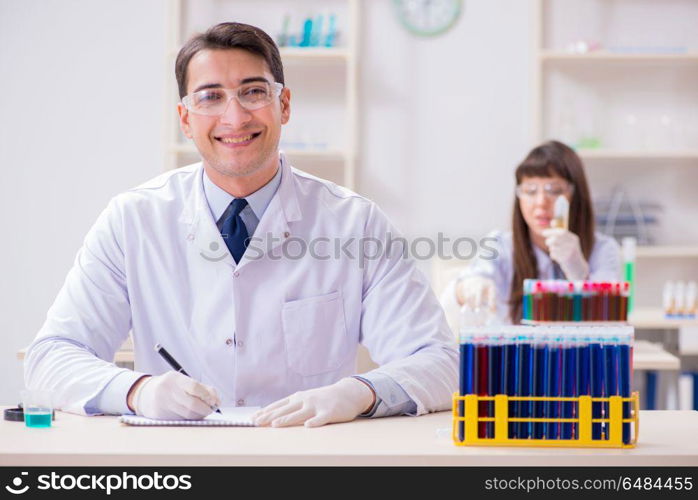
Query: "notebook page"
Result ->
[[120, 407, 260, 426]]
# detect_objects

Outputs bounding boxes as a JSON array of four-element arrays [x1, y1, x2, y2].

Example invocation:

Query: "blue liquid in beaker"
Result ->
[[25, 411, 52, 428]]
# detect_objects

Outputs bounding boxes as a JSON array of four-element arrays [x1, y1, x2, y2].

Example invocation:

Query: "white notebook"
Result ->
[[119, 407, 259, 427]]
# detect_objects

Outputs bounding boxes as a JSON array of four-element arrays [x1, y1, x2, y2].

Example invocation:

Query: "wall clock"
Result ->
[[393, 0, 463, 37]]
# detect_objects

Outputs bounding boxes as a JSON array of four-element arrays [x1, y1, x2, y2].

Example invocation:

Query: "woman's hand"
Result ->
[[456, 276, 497, 310], [542, 228, 589, 280]]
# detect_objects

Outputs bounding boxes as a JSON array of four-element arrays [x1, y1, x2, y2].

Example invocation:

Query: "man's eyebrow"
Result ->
[[240, 76, 272, 85], [191, 77, 271, 94], [192, 83, 223, 93]]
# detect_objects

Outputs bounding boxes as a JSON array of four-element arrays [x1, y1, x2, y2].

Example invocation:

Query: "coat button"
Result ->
[[284, 232, 290, 238], [233, 271, 240, 277], [237, 340, 244, 348], [237, 399, 245, 406], [225, 338, 233, 346]]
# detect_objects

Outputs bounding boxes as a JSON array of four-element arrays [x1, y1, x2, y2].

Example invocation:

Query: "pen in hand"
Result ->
[[154, 343, 222, 414]]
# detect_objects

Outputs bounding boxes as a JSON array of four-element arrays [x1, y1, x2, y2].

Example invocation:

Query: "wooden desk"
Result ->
[[1, 408, 697, 466]]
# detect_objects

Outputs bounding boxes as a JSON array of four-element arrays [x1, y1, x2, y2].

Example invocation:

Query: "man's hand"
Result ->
[[128, 371, 221, 420], [252, 377, 375, 428]]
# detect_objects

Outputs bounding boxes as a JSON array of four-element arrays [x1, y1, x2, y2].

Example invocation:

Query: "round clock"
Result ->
[[393, 0, 463, 37]]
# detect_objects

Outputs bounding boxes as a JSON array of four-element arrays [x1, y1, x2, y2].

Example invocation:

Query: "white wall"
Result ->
[[0, 0, 533, 404], [0, 0, 167, 403], [358, 0, 532, 243]]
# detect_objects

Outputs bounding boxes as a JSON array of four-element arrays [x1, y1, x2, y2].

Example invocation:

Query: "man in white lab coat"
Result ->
[[24, 22, 457, 427]]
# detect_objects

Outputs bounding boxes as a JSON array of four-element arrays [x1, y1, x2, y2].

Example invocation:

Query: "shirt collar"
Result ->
[[202, 161, 283, 223]]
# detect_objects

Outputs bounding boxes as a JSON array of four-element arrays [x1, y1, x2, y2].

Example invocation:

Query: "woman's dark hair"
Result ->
[[509, 140, 595, 323], [175, 22, 284, 99]]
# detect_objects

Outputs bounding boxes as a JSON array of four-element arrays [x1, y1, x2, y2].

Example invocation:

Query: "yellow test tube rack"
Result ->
[[452, 392, 639, 448]]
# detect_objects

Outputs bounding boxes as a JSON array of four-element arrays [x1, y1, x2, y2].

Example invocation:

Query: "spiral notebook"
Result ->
[[119, 407, 259, 427]]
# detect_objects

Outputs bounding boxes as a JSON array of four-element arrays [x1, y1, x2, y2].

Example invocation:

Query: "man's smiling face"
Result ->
[[177, 48, 290, 178]]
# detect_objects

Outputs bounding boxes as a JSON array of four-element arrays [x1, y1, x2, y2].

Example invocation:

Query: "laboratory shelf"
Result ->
[[279, 47, 349, 60], [629, 307, 698, 330], [168, 47, 349, 61], [635, 246, 698, 258], [577, 150, 698, 161], [540, 51, 698, 64]]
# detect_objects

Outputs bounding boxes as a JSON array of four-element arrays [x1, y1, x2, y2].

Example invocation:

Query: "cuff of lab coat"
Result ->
[[353, 372, 417, 418], [85, 370, 149, 415]]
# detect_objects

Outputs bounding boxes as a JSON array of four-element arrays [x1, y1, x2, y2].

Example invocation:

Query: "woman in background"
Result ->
[[441, 140, 621, 327]]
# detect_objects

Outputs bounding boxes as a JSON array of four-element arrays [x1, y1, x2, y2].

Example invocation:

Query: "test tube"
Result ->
[[622, 237, 636, 314], [533, 281, 543, 321], [675, 281, 686, 318], [519, 332, 534, 439], [619, 329, 633, 445], [620, 282, 629, 321], [506, 331, 519, 438], [487, 334, 503, 438], [546, 335, 563, 439], [561, 332, 578, 439], [533, 331, 549, 439], [458, 331, 476, 442], [582, 282, 592, 321], [603, 334, 619, 440], [663, 281, 675, 317], [477, 336, 489, 438], [551, 195, 569, 230], [573, 281, 583, 322], [687, 282, 697, 318], [590, 333, 604, 440]]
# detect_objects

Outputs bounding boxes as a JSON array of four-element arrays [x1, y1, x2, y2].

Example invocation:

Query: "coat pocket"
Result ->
[[281, 290, 350, 376]]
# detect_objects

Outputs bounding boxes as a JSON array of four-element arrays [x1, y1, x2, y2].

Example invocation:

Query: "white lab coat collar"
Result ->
[[179, 152, 302, 269]]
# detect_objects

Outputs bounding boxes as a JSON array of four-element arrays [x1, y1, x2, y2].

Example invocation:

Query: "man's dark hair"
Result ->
[[175, 22, 284, 99]]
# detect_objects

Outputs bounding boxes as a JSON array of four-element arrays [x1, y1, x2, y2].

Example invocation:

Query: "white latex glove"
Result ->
[[131, 371, 221, 420], [456, 276, 497, 311], [252, 377, 375, 428], [542, 228, 589, 280]]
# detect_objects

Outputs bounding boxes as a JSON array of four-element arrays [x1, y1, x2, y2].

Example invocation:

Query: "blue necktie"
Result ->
[[220, 198, 249, 263]]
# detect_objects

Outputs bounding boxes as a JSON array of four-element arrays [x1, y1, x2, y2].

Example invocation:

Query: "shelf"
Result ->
[[169, 143, 345, 161], [633, 340, 681, 371], [577, 149, 698, 160], [168, 46, 350, 61], [629, 308, 698, 330], [635, 246, 698, 258], [540, 50, 698, 63], [280, 47, 349, 60]]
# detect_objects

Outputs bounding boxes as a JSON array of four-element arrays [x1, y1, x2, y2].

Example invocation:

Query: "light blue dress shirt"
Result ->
[[90, 162, 416, 417]]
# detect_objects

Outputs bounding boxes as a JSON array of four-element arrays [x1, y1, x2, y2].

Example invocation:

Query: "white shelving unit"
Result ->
[[163, 0, 360, 189], [576, 149, 698, 161], [531, 0, 698, 324]]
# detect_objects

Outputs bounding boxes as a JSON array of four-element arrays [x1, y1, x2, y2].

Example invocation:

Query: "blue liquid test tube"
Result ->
[[590, 339, 604, 440], [518, 336, 534, 438], [561, 337, 578, 439], [604, 337, 620, 440], [546, 338, 563, 440], [619, 339, 632, 444], [533, 335, 549, 439]]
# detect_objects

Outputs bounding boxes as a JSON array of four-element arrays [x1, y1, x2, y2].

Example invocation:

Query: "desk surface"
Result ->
[[1, 409, 697, 466]]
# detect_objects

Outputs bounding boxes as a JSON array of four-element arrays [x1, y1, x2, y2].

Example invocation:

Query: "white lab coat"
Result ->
[[25, 155, 458, 416]]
